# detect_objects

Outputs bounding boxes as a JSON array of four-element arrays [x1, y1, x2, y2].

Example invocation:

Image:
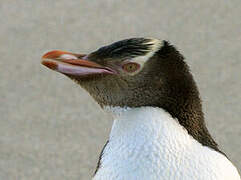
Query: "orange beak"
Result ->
[[41, 50, 116, 75]]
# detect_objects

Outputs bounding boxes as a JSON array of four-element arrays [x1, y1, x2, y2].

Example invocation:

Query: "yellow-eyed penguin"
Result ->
[[41, 38, 240, 180]]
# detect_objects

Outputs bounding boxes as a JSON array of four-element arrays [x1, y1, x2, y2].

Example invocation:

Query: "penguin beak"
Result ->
[[41, 50, 116, 76]]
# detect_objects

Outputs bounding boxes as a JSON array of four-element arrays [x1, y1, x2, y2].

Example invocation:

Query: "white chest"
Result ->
[[93, 107, 240, 180]]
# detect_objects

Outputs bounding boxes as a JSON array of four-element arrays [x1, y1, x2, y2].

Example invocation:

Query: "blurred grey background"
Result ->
[[1, 0, 240, 179]]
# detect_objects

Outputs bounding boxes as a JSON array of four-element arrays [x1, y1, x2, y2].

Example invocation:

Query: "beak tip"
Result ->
[[42, 50, 61, 59], [41, 60, 58, 70]]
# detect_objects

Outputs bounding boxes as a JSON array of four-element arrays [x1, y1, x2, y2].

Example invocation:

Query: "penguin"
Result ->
[[41, 38, 240, 180]]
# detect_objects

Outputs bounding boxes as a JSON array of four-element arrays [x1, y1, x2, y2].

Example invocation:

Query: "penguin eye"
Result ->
[[122, 62, 140, 73]]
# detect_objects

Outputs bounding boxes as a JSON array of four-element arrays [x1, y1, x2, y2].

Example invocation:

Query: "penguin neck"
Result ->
[[106, 106, 173, 140], [104, 105, 220, 153]]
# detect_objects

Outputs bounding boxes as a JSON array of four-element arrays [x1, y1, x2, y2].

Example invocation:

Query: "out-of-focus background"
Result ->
[[1, 0, 240, 179]]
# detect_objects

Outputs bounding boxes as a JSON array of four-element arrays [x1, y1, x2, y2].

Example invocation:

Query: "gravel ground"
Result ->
[[1, 0, 240, 179]]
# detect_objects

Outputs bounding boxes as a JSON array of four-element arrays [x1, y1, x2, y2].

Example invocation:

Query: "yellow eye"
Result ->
[[122, 63, 140, 73]]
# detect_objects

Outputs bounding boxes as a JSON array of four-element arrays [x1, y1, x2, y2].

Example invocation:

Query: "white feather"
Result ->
[[93, 106, 240, 180]]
